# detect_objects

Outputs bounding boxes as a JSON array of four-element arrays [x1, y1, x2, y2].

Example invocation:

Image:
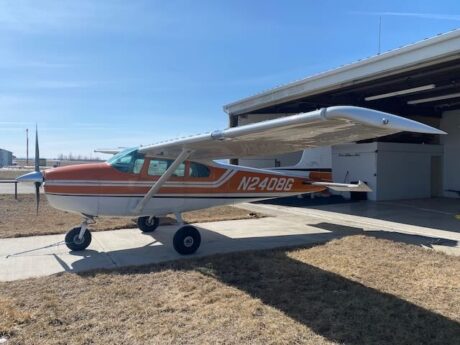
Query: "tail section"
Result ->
[[308, 171, 332, 183], [270, 168, 371, 193]]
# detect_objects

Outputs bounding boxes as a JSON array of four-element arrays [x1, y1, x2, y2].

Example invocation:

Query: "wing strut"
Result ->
[[134, 149, 193, 214]]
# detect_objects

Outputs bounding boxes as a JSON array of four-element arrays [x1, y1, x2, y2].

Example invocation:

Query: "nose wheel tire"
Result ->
[[137, 216, 160, 233], [173, 226, 201, 255], [65, 227, 92, 251]]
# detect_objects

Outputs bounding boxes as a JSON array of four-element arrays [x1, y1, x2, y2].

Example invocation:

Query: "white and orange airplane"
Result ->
[[16, 106, 444, 255]]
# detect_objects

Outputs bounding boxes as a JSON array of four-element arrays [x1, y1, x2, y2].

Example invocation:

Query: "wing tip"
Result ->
[[325, 106, 446, 135]]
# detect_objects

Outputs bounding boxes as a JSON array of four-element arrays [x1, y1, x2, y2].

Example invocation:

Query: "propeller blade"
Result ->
[[35, 181, 40, 215], [34, 125, 40, 215], [35, 125, 40, 172]]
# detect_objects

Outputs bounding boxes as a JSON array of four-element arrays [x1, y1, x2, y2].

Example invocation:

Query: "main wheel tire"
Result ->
[[173, 226, 201, 255], [137, 216, 160, 233], [65, 227, 92, 251]]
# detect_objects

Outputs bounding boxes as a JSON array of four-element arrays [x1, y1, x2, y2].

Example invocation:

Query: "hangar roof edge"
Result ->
[[223, 29, 460, 116]]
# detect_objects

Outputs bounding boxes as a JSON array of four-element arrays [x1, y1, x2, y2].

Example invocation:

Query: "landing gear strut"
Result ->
[[65, 216, 94, 251]]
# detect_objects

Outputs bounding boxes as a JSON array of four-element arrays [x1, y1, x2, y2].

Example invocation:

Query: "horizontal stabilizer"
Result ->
[[312, 180, 372, 192]]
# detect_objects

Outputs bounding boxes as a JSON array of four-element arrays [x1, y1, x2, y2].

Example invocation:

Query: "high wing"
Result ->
[[138, 106, 445, 160]]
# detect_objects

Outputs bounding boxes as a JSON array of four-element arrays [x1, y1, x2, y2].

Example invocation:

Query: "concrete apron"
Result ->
[[0, 215, 340, 281], [239, 201, 460, 256], [1, 201, 459, 281]]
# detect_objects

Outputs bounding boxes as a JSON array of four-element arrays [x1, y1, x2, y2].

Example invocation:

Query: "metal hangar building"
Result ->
[[223, 30, 460, 201], [0, 148, 13, 168]]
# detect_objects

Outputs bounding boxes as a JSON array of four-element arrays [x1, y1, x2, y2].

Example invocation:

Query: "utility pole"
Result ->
[[26, 128, 29, 166], [378, 16, 382, 55]]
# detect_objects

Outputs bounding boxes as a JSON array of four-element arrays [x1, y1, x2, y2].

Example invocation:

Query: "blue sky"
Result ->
[[1, 0, 460, 159]]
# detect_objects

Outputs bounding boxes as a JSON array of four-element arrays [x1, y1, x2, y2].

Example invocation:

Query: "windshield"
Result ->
[[107, 147, 137, 164], [107, 147, 145, 174]]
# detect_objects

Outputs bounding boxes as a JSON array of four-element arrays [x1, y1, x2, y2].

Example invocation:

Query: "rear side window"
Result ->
[[189, 162, 210, 178]]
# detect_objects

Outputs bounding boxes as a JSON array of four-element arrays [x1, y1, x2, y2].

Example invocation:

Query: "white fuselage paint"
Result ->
[[46, 192, 300, 217]]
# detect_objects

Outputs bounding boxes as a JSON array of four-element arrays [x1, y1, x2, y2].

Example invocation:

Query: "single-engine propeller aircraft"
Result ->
[[16, 106, 445, 255]]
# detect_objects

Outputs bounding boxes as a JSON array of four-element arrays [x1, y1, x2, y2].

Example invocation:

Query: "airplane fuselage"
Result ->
[[43, 159, 329, 217]]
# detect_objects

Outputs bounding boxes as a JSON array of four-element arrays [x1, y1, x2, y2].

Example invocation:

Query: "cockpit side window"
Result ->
[[189, 162, 210, 178], [133, 158, 145, 174], [108, 148, 145, 174]]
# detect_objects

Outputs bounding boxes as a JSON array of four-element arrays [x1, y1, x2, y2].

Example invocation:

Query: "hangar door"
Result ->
[[332, 142, 443, 201]]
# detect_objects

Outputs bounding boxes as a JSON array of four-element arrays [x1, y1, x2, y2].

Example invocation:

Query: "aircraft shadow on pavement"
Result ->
[[53, 223, 460, 345], [64, 225, 346, 273]]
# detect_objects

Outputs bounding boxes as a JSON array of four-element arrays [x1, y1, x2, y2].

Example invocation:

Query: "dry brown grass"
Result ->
[[288, 235, 460, 322], [0, 235, 459, 344], [0, 298, 32, 338], [0, 194, 263, 238]]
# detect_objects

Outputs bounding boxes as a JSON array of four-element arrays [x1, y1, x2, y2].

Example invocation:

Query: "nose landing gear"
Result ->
[[65, 215, 94, 251]]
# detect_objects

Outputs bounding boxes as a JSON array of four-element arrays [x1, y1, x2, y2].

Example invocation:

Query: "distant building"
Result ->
[[0, 149, 13, 167]]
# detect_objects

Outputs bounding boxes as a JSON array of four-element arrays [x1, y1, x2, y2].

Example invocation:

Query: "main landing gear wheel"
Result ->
[[173, 225, 201, 255], [65, 227, 92, 251], [137, 216, 160, 233]]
